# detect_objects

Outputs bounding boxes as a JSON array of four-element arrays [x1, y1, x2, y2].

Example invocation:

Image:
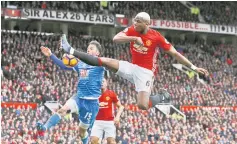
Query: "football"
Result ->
[[62, 54, 79, 67]]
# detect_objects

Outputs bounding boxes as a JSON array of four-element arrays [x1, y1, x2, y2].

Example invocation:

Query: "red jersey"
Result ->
[[123, 25, 172, 73], [96, 89, 119, 121]]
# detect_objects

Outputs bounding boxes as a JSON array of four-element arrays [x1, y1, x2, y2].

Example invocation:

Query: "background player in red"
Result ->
[[90, 78, 124, 144], [61, 12, 209, 111]]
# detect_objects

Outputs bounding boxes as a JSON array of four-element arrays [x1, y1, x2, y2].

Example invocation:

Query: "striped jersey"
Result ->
[[73, 61, 105, 99]]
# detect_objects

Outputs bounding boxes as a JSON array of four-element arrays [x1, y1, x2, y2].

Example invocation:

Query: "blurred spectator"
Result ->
[[41, 1, 47, 9]]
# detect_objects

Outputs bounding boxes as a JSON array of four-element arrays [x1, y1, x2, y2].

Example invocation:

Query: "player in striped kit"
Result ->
[[37, 40, 104, 144], [90, 78, 124, 144]]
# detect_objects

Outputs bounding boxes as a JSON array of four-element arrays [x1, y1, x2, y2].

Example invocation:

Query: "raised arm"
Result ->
[[113, 27, 144, 46], [113, 32, 137, 43], [41, 46, 74, 71]]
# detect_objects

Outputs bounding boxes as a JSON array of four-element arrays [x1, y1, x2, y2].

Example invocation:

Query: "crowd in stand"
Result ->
[[191, 1, 237, 25], [1, 31, 236, 143], [2, 1, 237, 25], [1, 32, 236, 105], [2, 104, 237, 143]]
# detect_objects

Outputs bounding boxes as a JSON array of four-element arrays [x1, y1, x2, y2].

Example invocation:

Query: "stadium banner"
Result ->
[[1, 8, 21, 17], [181, 106, 237, 112], [1, 8, 4, 16], [150, 20, 237, 35], [115, 17, 130, 27], [150, 20, 209, 32], [115, 17, 237, 35], [22, 9, 115, 25], [1, 102, 38, 109], [209, 24, 237, 35]]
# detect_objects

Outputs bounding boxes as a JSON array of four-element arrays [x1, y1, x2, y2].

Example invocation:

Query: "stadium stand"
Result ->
[[2, 1, 237, 25], [1, 31, 237, 143], [191, 1, 237, 25], [1, 0, 237, 143]]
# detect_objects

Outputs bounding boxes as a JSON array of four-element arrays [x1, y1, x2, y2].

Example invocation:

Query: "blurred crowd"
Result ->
[[191, 1, 237, 25], [1, 31, 237, 143], [2, 1, 237, 25], [1, 104, 237, 143]]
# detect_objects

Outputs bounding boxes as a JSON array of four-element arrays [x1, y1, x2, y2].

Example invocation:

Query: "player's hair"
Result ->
[[89, 40, 103, 56], [135, 12, 151, 24]]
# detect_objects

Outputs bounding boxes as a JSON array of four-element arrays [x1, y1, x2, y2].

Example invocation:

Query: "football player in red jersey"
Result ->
[[61, 12, 209, 110], [90, 78, 124, 144]]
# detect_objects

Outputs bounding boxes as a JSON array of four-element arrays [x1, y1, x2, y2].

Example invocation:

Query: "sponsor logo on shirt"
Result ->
[[133, 43, 148, 54], [99, 102, 109, 108]]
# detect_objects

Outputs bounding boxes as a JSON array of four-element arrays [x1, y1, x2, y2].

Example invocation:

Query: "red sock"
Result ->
[[98, 58, 102, 66]]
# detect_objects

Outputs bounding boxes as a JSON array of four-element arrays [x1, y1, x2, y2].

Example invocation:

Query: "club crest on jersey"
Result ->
[[80, 70, 89, 78], [106, 96, 110, 101], [146, 40, 152, 46]]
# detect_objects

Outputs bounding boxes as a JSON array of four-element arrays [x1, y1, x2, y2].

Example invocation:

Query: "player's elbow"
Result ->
[[113, 35, 119, 43], [167, 49, 179, 58], [113, 33, 124, 43]]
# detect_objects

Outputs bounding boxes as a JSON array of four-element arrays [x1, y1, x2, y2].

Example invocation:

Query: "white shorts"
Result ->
[[116, 61, 154, 94], [90, 120, 116, 139]]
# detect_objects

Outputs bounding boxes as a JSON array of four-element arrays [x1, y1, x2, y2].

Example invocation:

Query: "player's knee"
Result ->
[[90, 137, 99, 144], [101, 57, 116, 67], [100, 57, 119, 72], [57, 108, 67, 116], [137, 91, 150, 110], [137, 97, 149, 110], [107, 138, 116, 144], [100, 57, 110, 63], [137, 103, 149, 110]]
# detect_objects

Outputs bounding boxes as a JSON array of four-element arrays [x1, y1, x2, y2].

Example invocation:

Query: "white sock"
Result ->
[[69, 48, 74, 55]]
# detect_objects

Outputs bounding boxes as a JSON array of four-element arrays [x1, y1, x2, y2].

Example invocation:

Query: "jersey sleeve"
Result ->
[[157, 33, 172, 51], [111, 91, 119, 103], [122, 26, 134, 36], [50, 54, 74, 71]]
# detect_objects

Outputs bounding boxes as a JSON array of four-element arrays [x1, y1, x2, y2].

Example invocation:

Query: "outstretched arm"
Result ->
[[113, 32, 137, 43], [157, 35, 209, 76], [41, 46, 73, 71], [166, 46, 209, 76], [50, 54, 74, 70]]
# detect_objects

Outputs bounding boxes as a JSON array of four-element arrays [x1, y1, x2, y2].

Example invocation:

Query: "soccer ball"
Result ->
[[62, 54, 79, 67]]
